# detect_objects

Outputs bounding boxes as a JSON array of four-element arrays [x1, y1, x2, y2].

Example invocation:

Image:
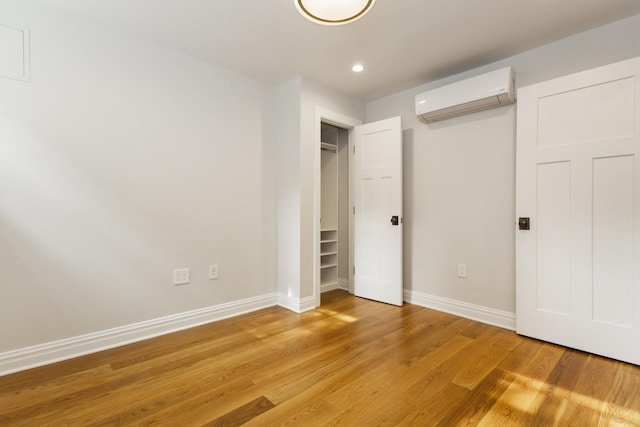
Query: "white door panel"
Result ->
[[354, 117, 403, 306], [535, 161, 571, 315], [516, 56, 640, 365]]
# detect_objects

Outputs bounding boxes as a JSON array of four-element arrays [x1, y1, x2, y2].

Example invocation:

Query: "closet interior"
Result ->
[[320, 122, 350, 292]]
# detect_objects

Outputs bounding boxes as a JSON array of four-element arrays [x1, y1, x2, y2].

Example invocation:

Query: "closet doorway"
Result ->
[[314, 108, 361, 307], [320, 122, 350, 296], [314, 109, 404, 308]]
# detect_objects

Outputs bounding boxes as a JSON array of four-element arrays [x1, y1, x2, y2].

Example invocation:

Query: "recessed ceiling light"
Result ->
[[352, 64, 365, 73], [295, 0, 376, 26]]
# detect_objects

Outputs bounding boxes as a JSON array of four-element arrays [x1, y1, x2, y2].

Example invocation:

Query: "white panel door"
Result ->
[[354, 116, 403, 306], [516, 57, 640, 365]]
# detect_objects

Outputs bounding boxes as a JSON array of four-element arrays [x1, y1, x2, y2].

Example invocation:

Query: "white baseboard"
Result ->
[[277, 293, 316, 314], [0, 293, 279, 377], [0, 289, 515, 377], [321, 281, 339, 293], [321, 279, 349, 294], [404, 290, 516, 331]]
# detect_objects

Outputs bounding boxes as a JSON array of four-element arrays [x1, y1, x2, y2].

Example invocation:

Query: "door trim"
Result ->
[[314, 108, 362, 307]]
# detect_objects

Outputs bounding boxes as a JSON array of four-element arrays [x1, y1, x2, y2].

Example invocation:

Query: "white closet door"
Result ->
[[354, 116, 403, 306], [516, 56, 640, 365]]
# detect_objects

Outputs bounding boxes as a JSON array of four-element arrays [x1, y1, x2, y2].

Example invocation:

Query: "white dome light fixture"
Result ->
[[295, 0, 376, 26]]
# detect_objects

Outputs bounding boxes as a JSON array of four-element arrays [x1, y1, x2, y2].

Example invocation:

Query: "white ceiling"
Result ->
[[39, 0, 640, 100]]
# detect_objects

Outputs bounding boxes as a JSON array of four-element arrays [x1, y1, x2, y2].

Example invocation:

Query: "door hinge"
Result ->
[[353, 266, 355, 275], [353, 205, 355, 215], [353, 145, 355, 155]]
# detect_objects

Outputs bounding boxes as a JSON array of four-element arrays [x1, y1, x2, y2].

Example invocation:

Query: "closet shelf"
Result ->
[[321, 239, 337, 244], [320, 263, 338, 269], [321, 251, 338, 256], [321, 142, 337, 151]]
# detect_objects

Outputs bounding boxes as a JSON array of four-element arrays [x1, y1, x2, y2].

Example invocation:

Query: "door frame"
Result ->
[[314, 108, 362, 307]]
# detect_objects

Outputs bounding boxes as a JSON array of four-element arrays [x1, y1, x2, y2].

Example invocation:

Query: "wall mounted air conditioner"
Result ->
[[415, 66, 515, 124]]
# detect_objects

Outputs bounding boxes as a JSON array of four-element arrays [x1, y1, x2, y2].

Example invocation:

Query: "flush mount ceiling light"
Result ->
[[295, 0, 376, 26]]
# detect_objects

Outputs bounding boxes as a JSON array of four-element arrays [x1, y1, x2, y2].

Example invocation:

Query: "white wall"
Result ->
[[276, 78, 302, 300], [0, 0, 277, 352], [366, 14, 640, 314], [6, 1, 638, 361]]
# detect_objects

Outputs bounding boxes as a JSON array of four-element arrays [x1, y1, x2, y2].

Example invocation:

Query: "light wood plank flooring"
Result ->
[[1, 290, 640, 426]]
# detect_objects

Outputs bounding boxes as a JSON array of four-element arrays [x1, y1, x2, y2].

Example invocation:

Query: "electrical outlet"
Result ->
[[457, 263, 467, 278], [208, 264, 219, 280], [173, 268, 190, 285]]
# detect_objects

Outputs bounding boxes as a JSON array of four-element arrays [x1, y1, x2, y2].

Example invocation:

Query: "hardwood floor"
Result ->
[[1, 290, 639, 426]]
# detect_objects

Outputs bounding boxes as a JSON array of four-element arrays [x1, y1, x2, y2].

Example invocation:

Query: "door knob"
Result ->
[[518, 217, 530, 230], [391, 216, 399, 226]]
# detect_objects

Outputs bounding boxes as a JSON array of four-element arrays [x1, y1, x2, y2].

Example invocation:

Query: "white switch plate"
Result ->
[[208, 264, 219, 280], [173, 268, 190, 285], [457, 263, 467, 278]]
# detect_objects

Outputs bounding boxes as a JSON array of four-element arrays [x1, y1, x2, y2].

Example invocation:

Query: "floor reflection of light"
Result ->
[[316, 308, 358, 324], [493, 372, 640, 425]]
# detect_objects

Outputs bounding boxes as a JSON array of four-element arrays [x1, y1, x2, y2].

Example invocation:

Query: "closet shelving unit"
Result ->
[[320, 229, 338, 285]]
